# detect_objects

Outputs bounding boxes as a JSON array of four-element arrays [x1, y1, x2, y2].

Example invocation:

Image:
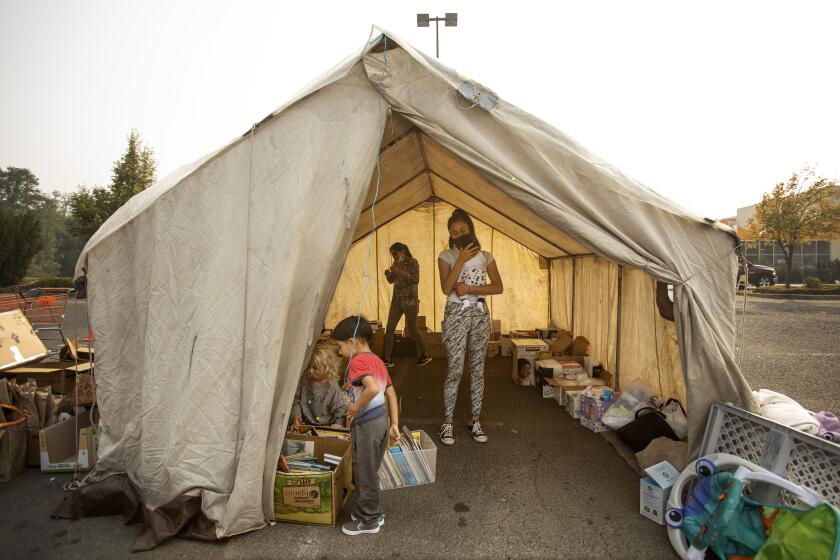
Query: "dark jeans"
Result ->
[[351, 413, 390, 524], [383, 299, 428, 361]]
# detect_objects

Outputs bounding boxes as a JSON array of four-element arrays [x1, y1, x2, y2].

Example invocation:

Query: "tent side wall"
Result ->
[[77, 62, 387, 542], [549, 257, 686, 404]]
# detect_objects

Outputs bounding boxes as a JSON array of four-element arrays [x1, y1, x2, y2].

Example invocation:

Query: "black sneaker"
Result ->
[[416, 354, 432, 366], [383, 360, 395, 368], [467, 421, 488, 443], [440, 422, 455, 446], [342, 518, 381, 535]]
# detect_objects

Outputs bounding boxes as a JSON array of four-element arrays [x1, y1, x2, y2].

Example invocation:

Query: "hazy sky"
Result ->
[[2, 1, 838, 219]]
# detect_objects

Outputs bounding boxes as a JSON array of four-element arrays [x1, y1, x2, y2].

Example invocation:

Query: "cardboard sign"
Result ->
[[0, 310, 48, 371]]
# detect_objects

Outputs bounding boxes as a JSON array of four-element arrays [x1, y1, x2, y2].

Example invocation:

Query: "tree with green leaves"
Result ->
[[746, 167, 840, 288], [0, 206, 43, 286], [68, 185, 113, 240], [69, 129, 157, 240], [27, 191, 84, 278], [0, 166, 48, 286], [0, 166, 47, 211]]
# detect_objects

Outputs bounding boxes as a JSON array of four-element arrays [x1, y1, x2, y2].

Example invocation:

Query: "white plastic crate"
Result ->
[[701, 402, 840, 508]]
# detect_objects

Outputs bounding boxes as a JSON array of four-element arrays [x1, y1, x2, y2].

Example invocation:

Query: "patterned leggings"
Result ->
[[442, 301, 491, 420]]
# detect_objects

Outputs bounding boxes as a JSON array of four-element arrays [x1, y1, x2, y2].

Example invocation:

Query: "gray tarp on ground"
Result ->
[[75, 27, 758, 539]]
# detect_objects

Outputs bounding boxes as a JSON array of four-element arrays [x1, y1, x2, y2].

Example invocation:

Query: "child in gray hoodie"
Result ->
[[291, 342, 347, 428]]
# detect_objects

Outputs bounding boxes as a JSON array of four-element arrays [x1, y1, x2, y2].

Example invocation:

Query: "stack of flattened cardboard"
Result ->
[[0, 312, 97, 476]]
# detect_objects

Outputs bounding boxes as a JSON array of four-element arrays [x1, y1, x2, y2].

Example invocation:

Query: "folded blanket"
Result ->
[[814, 411, 840, 442], [752, 389, 820, 435]]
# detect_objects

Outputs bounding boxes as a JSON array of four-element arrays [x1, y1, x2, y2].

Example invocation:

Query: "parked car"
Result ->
[[737, 261, 777, 287]]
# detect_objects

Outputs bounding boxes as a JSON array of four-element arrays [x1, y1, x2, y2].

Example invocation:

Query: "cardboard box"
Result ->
[[6, 360, 91, 395], [370, 328, 385, 357], [541, 383, 554, 399], [640, 461, 680, 525], [421, 332, 447, 359], [73, 373, 96, 406], [538, 376, 562, 402], [536, 358, 585, 394], [274, 433, 353, 526], [39, 410, 96, 473], [511, 339, 548, 386], [509, 330, 535, 339], [0, 310, 49, 371], [535, 328, 558, 341], [500, 336, 512, 357], [543, 377, 596, 407]]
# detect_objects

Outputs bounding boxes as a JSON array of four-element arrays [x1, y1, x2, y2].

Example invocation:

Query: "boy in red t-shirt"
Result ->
[[332, 316, 400, 535]]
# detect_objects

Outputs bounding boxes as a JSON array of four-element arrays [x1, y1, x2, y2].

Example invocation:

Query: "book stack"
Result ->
[[279, 439, 340, 474], [378, 426, 436, 490]]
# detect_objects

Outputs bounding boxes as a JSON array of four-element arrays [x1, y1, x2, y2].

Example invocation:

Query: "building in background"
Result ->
[[732, 203, 840, 282]]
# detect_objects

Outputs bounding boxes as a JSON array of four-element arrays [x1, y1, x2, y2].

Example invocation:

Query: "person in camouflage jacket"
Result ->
[[383, 242, 431, 367]]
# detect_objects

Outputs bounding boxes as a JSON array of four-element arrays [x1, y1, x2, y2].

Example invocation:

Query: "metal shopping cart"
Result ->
[[6, 288, 72, 349]]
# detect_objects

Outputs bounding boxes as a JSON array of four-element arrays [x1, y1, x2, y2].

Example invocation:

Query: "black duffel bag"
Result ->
[[615, 401, 682, 453]]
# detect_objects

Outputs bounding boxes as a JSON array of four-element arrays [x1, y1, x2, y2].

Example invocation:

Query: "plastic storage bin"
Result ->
[[378, 430, 438, 490]]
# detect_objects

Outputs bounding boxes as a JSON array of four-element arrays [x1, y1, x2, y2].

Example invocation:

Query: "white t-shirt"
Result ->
[[438, 248, 495, 305]]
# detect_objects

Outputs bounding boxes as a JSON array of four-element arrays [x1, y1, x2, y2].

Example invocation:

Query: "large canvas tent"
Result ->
[[69, 28, 757, 544]]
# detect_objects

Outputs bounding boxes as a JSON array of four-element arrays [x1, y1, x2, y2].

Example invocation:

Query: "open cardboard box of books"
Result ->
[[274, 433, 353, 526]]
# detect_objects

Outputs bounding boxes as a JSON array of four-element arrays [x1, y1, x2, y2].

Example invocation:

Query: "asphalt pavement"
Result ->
[[1, 297, 837, 559]]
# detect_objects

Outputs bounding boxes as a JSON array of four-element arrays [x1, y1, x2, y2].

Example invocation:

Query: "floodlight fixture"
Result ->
[[416, 12, 458, 58]]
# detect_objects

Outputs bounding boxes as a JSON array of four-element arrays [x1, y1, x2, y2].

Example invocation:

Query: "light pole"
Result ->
[[416, 13, 458, 58]]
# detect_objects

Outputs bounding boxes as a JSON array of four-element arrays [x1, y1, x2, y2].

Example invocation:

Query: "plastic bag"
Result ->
[[602, 380, 651, 430], [662, 399, 687, 439]]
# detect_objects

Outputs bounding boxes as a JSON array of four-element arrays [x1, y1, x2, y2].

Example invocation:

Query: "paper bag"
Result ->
[[0, 379, 27, 482], [571, 336, 590, 357], [550, 329, 573, 355]]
